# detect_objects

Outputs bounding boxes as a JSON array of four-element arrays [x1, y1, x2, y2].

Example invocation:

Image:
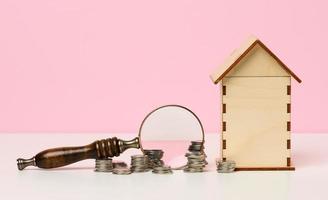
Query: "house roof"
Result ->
[[210, 36, 302, 84]]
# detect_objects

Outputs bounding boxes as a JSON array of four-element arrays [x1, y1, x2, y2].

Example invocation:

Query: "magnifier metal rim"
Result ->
[[138, 104, 205, 153]]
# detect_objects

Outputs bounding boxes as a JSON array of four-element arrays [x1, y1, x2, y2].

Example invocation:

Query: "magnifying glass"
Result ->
[[139, 105, 204, 169], [17, 105, 205, 170]]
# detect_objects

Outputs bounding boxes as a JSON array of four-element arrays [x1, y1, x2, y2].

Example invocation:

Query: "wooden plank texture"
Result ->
[[222, 77, 291, 167], [226, 44, 290, 77], [210, 36, 302, 83]]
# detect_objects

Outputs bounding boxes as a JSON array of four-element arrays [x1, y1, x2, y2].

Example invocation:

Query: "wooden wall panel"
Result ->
[[222, 77, 291, 167]]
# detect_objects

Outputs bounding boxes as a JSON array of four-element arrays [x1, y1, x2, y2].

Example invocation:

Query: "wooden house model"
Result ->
[[210, 36, 301, 170]]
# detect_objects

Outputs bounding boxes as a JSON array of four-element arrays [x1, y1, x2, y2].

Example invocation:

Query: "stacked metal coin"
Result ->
[[184, 152, 207, 172], [152, 165, 173, 174], [112, 161, 128, 169], [188, 141, 203, 152], [111, 161, 131, 175], [112, 167, 132, 175], [143, 149, 164, 169], [94, 158, 113, 172], [184, 141, 208, 173], [188, 140, 208, 164], [130, 155, 149, 172], [216, 160, 236, 173]]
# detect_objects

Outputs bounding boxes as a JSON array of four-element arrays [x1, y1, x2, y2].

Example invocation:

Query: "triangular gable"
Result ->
[[210, 36, 302, 84]]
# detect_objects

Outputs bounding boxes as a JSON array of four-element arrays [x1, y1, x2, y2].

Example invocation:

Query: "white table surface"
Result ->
[[0, 133, 327, 200]]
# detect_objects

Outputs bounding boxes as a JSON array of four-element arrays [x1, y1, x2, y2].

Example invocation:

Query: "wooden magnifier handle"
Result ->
[[17, 137, 140, 170]]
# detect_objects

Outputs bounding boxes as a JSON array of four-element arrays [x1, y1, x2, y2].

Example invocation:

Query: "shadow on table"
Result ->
[[292, 149, 327, 169]]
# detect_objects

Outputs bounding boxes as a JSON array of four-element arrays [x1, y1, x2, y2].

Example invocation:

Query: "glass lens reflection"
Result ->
[[139, 105, 204, 168]]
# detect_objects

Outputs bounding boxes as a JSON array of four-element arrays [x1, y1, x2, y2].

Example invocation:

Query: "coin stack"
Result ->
[[152, 165, 173, 174], [184, 141, 208, 173], [112, 161, 128, 169], [112, 161, 131, 175], [112, 167, 132, 175], [216, 159, 236, 173], [143, 149, 164, 169], [130, 155, 149, 172], [94, 158, 113, 172], [188, 141, 203, 152], [188, 141, 208, 164], [184, 152, 207, 172]]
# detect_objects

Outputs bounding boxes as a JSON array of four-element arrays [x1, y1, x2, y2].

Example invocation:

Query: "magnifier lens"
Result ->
[[139, 105, 204, 168]]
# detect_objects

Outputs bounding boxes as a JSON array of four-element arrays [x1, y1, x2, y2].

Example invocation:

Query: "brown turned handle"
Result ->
[[17, 137, 140, 170], [37, 144, 97, 169]]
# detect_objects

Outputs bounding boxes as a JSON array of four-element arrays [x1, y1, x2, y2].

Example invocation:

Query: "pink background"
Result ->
[[0, 0, 326, 133]]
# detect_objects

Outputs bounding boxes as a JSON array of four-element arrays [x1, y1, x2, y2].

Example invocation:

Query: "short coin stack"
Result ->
[[112, 167, 132, 175], [130, 155, 149, 172], [112, 161, 128, 169], [143, 149, 164, 169], [216, 159, 236, 173], [152, 165, 173, 174], [94, 158, 113, 172], [184, 141, 208, 173], [112, 160, 131, 175]]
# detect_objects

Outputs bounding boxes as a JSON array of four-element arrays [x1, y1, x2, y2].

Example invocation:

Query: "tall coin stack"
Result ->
[[184, 141, 208, 173], [94, 158, 114, 172], [143, 149, 164, 169], [130, 155, 149, 173]]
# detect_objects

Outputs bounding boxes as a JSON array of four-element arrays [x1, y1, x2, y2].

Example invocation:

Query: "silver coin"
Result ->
[[143, 150, 166, 169], [216, 160, 236, 173], [183, 168, 203, 173], [152, 166, 173, 174], [112, 168, 132, 175], [183, 143, 208, 173], [189, 141, 204, 150], [185, 152, 205, 157], [94, 158, 113, 172], [131, 154, 148, 158], [191, 140, 203, 145], [187, 155, 206, 160], [187, 164, 206, 168], [130, 154, 149, 173], [144, 149, 163, 156], [113, 161, 128, 169]]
